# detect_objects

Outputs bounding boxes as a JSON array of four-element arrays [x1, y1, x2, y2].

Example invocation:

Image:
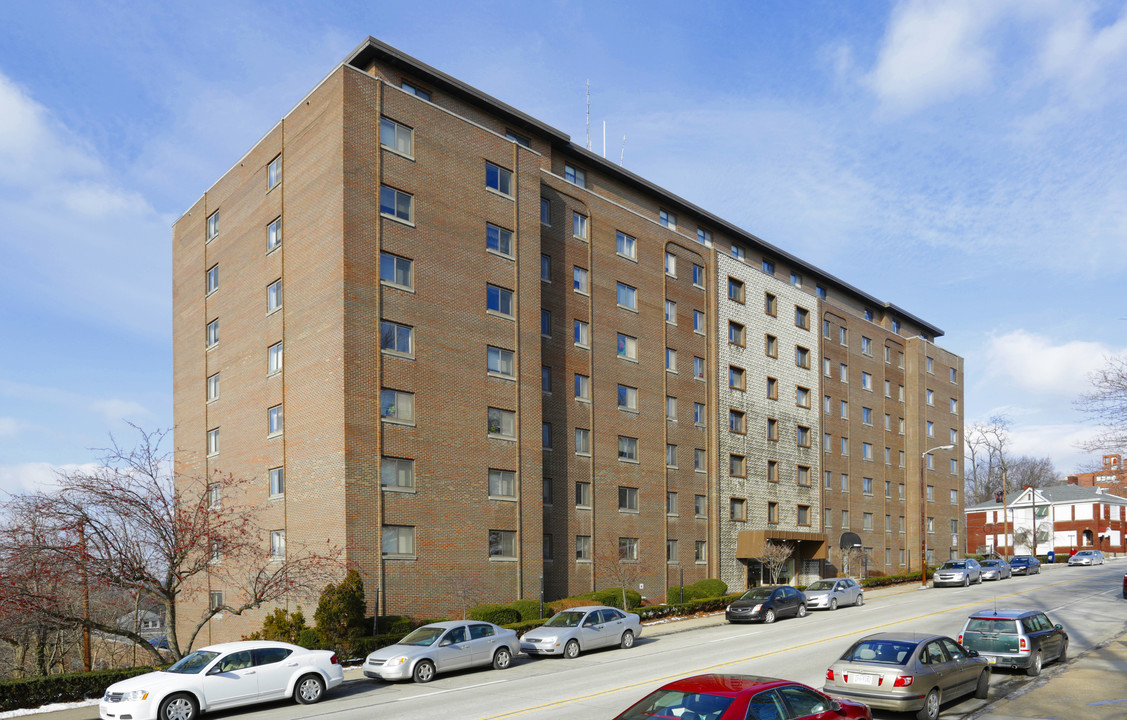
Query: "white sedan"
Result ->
[[99, 641, 343, 720]]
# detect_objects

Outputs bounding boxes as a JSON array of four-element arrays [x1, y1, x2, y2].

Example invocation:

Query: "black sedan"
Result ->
[[1008, 556, 1041, 575], [726, 585, 807, 624]]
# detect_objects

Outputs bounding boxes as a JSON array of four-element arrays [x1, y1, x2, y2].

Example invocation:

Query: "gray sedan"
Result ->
[[804, 578, 864, 611], [363, 620, 519, 683], [979, 559, 1011, 580], [520, 605, 641, 659], [932, 559, 982, 587]]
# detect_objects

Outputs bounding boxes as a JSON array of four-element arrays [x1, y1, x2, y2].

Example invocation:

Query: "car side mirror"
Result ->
[[439, 639, 452, 647], [1055, 624, 1063, 630], [829, 699, 843, 713], [207, 666, 223, 675], [967, 649, 979, 657]]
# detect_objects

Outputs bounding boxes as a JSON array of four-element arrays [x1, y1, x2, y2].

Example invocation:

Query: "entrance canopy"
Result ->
[[735, 530, 828, 560]]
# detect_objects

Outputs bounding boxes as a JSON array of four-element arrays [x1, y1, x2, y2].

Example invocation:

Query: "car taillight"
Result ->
[[1020, 638, 1027, 650], [330, 653, 339, 665], [957, 634, 963, 644], [826, 669, 834, 681], [893, 675, 913, 687]]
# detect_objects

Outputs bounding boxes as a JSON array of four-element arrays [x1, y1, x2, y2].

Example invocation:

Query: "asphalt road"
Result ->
[[44, 561, 1127, 720]]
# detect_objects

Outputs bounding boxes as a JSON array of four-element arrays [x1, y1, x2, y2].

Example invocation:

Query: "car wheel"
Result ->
[[977, 573, 983, 584], [159, 693, 198, 720], [1058, 639, 1068, 663], [763, 609, 776, 624], [563, 639, 580, 659], [974, 670, 990, 699], [294, 674, 325, 704], [492, 647, 512, 670], [1026, 651, 1042, 677], [620, 630, 635, 649], [829, 598, 838, 611], [413, 660, 436, 683], [797, 604, 807, 618], [916, 688, 940, 720], [855, 593, 864, 606], [964, 575, 970, 587]]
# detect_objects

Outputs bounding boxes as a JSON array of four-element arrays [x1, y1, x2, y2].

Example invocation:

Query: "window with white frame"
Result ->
[[695, 450, 705, 473], [486, 223, 513, 257], [618, 486, 639, 511], [206, 319, 219, 348], [664, 251, 677, 276], [618, 384, 638, 411], [693, 356, 704, 380], [693, 310, 705, 334], [489, 469, 516, 498], [270, 530, 285, 558], [693, 264, 705, 287], [573, 212, 588, 239], [666, 395, 677, 420], [666, 347, 678, 371], [659, 209, 677, 229], [267, 155, 282, 188], [400, 80, 431, 100], [575, 481, 592, 507], [617, 282, 637, 309], [619, 537, 639, 561], [380, 185, 413, 222], [381, 457, 414, 490], [267, 279, 282, 313], [732, 244, 746, 261], [487, 346, 514, 377], [574, 266, 589, 294], [206, 264, 218, 294], [383, 525, 416, 556], [694, 402, 706, 426], [267, 217, 282, 252], [379, 117, 413, 155], [485, 162, 513, 196], [267, 404, 283, 436], [565, 164, 586, 187], [616, 231, 636, 260], [381, 389, 414, 424], [268, 341, 283, 374], [207, 211, 219, 240], [486, 284, 514, 317], [617, 333, 638, 360], [574, 373, 591, 401], [379, 252, 413, 290], [207, 373, 219, 402], [207, 428, 219, 456], [576, 535, 591, 560], [618, 436, 639, 461], [488, 407, 516, 438], [574, 319, 589, 347]]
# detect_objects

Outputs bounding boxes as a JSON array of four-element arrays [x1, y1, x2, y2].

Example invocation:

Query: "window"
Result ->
[[541, 254, 551, 281], [695, 541, 707, 562], [824, 471, 832, 489], [729, 321, 745, 345], [619, 384, 638, 411], [729, 497, 749, 522], [489, 469, 516, 498], [576, 482, 592, 507], [839, 327, 847, 345], [543, 534, 554, 561], [400, 79, 431, 99], [485, 162, 513, 196], [618, 436, 639, 461], [730, 454, 745, 477], [767, 501, 778, 523], [694, 402, 706, 426], [862, 406, 873, 425], [950, 398, 958, 413], [824, 433, 832, 452], [795, 306, 809, 329], [767, 377, 778, 400], [840, 400, 848, 418], [381, 457, 414, 490], [207, 211, 219, 240], [841, 510, 850, 527], [267, 404, 284, 436], [797, 425, 811, 447], [489, 530, 517, 559], [486, 284, 514, 317], [797, 505, 811, 525], [693, 356, 705, 380], [825, 509, 833, 528], [796, 387, 811, 407], [795, 346, 810, 368], [665, 300, 677, 324], [926, 356, 934, 373], [616, 282, 637, 309], [797, 465, 811, 486], [267, 154, 282, 189], [380, 185, 413, 222], [564, 164, 586, 187], [892, 318, 901, 334], [729, 409, 746, 434], [861, 372, 873, 390], [727, 277, 745, 302], [791, 272, 802, 287], [266, 279, 282, 313], [927, 389, 934, 405], [729, 365, 745, 390], [574, 320, 589, 347], [541, 366, 551, 393], [265, 466, 285, 496], [541, 309, 551, 336], [950, 367, 958, 383], [862, 477, 873, 495], [505, 129, 531, 148], [840, 436, 849, 455], [666, 347, 678, 371], [839, 363, 848, 382], [619, 537, 639, 561], [543, 423, 552, 449], [692, 264, 705, 287], [899, 417, 905, 434], [665, 395, 677, 420], [487, 346, 513, 377], [379, 252, 413, 290], [926, 453, 935, 470], [664, 251, 677, 276], [764, 292, 777, 316], [576, 535, 591, 560], [695, 494, 706, 516], [573, 212, 588, 239], [824, 358, 832, 376], [817, 285, 827, 299], [951, 488, 958, 503], [486, 223, 513, 257], [207, 373, 219, 402], [618, 486, 639, 512], [381, 389, 414, 424], [617, 333, 638, 360], [379, 117, 413, 155], [206, 319, 219, 348], [926, 420, 935, 437], [209, 590, 224, 611], [488, 407, 515, 438], [762, 258, 775, 275], [659, 209, 677, 229], [540, 198, 551, 225], [616, 231, 636, 259], [765, 334, 778, 358], [926, 517, 934, 534], [697, 228, 712, 245], [666, 445, 677, 469], [863, 513, 874, 531], [822, 320, 831, 339], [574, 266, 590, 294], [824, 395, 831, 414], [543, 479, 553, 506], [861, 336, 872, 355], [572, 374, 590, 403], [205, 264, 218, 294], [267, 217, 282, 251], [693, 310, 705, 334], [268, 341, 283, 374], [666, 539, 678, 563], [695, 449, 705, 472], [380, 320, 413, 356], [767, 418, 779, 441], [207, 428, 219, 456], [732, 244, 746, 261]]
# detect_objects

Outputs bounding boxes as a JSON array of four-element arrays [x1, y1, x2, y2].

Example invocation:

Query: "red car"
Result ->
[[614, 674, 871, 720]]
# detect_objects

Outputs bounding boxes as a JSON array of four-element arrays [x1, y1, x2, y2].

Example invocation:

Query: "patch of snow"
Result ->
[[0, 699, 98, 718]]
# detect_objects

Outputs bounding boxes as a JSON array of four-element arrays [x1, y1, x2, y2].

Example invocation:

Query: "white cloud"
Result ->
[[1005, 422, 1103, 474], [983, 330, 1122, 397], [90, 399, 149, 422], [0, 417, 18, 438], [0, 462, 100, 497]]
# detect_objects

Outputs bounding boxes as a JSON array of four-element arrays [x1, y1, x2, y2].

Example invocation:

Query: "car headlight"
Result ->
[[389, 656, 409, 665], [120, 690, 149, 702], [725, 604, 731, 611], [752, 604, 763, 612]]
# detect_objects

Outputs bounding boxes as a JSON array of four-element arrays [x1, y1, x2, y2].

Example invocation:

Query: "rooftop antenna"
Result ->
[[620, 134, 626, 166], [585, 80, 591, 150]]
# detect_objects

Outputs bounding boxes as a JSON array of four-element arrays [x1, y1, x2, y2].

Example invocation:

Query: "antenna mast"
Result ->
[[620, 134, 626, 165]]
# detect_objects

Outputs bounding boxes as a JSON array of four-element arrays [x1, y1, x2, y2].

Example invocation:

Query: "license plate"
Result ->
[[986, 657, 996, 664], [851, 673, 876, 685]]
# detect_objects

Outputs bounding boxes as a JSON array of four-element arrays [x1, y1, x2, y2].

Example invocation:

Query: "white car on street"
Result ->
[[1068, 549, 1105, 566], [99, 641, 343, 720], [520, 606, 641, 658], [364, 620, 520, 683]]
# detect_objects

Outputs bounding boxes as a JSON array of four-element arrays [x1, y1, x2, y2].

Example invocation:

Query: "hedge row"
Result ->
[[0, 666, 156, 712], [666, 579, 728, 604]]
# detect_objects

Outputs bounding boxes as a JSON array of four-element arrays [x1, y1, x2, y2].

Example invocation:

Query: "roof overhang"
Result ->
[[736, 530, 828, 560]]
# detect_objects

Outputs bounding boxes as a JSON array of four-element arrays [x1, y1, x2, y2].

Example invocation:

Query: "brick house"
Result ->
[[965, 485, 1127, 557]]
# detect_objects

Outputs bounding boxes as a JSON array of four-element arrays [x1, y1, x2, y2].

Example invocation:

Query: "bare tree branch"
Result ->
[[1076, 354, 1127, 453]]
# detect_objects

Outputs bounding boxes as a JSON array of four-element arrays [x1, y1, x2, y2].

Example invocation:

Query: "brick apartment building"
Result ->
[[172, 37, 965, 641], [965, 484, 1127, 556], [1067, 454, 1127, 497]]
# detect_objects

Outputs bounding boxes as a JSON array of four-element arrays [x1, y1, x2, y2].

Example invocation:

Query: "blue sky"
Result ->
[[2, 0, 1126, 494]]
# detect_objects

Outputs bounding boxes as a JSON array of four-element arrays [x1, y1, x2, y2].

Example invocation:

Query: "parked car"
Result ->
[[979, 559, 1011, 581], [99, 641, 342, 720], [957, 609, 1068, 676], [1008, 555, 1041, 575], [364, 620, 519, 682], [519, 605, 641, 659], [726, 585, 807, 623], [824, 632, 990, 720], [1068, 549, 1105, 566], [803, 578, 864, 610], [614, 673, 872, 720], [932, 559, 982, 587]]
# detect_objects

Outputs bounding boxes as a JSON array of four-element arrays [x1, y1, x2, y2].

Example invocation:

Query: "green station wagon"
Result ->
[[957, 609, 1068, 676]]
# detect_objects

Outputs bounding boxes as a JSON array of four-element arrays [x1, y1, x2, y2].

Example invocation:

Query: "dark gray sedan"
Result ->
[[979, 559, 1011, 580], [824, 632, 990, 720], [726, 585, 807, 623]]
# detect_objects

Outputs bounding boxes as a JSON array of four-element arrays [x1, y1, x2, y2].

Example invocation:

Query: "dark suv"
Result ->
[[958, 609, 1068, 676]]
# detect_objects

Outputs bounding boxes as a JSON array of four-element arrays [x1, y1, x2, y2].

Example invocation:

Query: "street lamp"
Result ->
[[920, 444, 955, 588]]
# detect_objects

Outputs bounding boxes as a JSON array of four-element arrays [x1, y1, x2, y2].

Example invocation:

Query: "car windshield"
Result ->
[[399, 626, 446, 646], [940, 562, 966, 569], [165, 650, 220, 674], [982, 561, 1000, 567], [543, 611, 586, 628], [1011, 557, 1032, 563], [615, 689, 735, 720], [739, 588, 774, 601], [805, 580, 836, 591], [966, 618, 1017, 634], [844, 640, 916, 665], [1076, 551, 1094, 556]]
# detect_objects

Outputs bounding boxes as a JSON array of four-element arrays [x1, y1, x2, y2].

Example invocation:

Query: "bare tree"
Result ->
[[0, 427, 341, 664], [755, 541, 794, 584], [964, 416, 1012, 504], [595, 546, 640, 610], [1076, 354, 1127, 453]]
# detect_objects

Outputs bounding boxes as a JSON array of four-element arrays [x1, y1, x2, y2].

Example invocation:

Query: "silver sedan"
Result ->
[[363, 621, 519, 683], [520, 605, 641, 659], [804, 578, 864, 611], [979, 559, 1011, 580]]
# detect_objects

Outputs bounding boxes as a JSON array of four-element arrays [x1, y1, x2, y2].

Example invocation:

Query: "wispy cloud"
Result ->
[[983, 330, 1123, 398], [0, 462, 99, 496]]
